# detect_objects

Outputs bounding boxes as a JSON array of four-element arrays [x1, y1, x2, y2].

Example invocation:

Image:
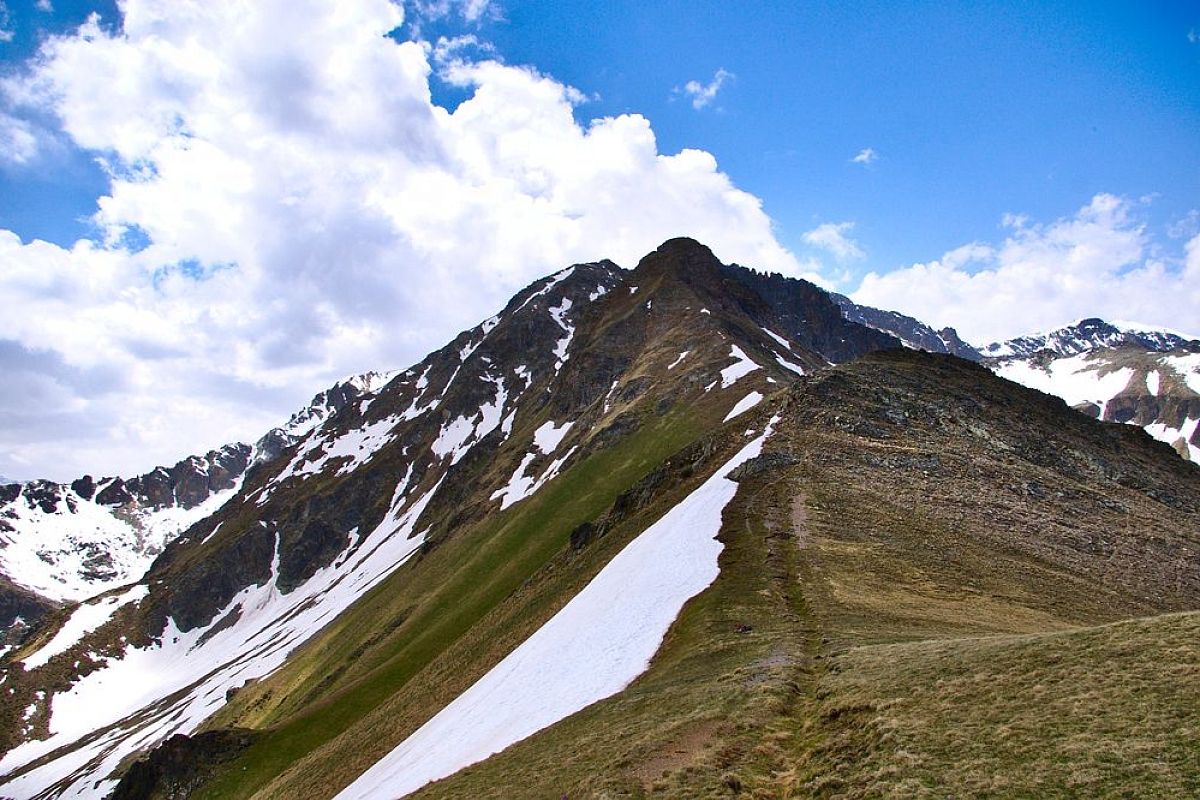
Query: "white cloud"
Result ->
[[852, 194, 1200, 345], [803, 221, 864, 261], [36, 0, 53, 12], [0, 0, 807, 481], [0, 112, 38, 163], [678, 68, 733, 110], [1189, 28, 1198, 44], [851, 147, 876, 165]]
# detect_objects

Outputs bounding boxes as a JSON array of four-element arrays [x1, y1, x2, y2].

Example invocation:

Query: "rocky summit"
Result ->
[[1, 239, 1197, 800]]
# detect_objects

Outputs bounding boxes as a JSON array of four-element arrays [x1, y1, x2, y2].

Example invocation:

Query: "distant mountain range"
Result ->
[[1, 239, 1197, 800]]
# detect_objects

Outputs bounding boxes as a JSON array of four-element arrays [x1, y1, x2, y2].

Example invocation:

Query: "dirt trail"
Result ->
[[791, 492, 810, 550]]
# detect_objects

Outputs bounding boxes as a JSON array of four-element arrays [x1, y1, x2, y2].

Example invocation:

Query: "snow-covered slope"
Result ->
[[0, 446, 251, 607], [993, 351, 1200, 461], [0, 369, 408, 621]]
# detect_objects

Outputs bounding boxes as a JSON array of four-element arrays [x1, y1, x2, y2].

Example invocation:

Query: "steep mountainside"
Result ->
[[1, 240, 1197, 800]]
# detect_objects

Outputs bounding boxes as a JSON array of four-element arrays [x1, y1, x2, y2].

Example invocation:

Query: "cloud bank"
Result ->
[[0, 0, 801, 480], [853, 194, 1200, 345]]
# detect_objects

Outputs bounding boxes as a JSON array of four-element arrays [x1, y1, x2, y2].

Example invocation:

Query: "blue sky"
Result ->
[[0, 0, 1198, 479]]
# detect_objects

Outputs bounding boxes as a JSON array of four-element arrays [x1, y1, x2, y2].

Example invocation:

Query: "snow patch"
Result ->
[[763, 329, 792, 351], [667, 351, 689, 370], [720, 345, 760, 389], [775, 355, 806, 376], [533, 420, 574, 454], [723, 391, 764, 422], [548, 298, 574, 371]]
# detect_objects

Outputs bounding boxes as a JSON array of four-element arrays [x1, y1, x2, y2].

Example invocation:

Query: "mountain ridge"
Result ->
[[1, 239, 1197, 799]]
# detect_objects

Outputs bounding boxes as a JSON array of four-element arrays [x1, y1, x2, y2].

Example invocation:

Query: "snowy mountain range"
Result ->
[[1, 239, 1197, 799]]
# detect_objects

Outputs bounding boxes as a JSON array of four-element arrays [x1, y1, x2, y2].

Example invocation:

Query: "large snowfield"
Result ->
[[335, 420, 778, 799]]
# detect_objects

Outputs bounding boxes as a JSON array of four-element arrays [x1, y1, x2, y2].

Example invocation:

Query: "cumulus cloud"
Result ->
[[851, 147, 876, 165], [677, 68, 733, 110], [803, 222, 864, 261], [852, 193, 1200, 345], [0, 0, 806, 480]]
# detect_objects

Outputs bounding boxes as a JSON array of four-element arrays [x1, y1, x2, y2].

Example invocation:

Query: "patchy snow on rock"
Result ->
[[1163, 354, 1200, 395], [23, 585, 148, 670], [490, 445, 578, 511], [720, 345, 761, 389], [338, 421, 780, 800], [667, 351, 689, 370], [514, 267, 575, 314], [602, 380, 620, 415], [0, 473, 441, 800], [282, 415, 402, 481], [548, 298, 574, 371], [0, 483, 241, 604], [723, 391, 764, 422], [432, 377, 509, 466], [533, 420, 574, 454], [588, 285, 609, 302]]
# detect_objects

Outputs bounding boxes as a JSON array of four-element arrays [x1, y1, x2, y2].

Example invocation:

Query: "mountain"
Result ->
[[980, 317, 1200, 360], [0, 369, 404, 645], [831, 302, 1200, 463], [1, 239, 1198, 799], [831, 292, 982, 360]]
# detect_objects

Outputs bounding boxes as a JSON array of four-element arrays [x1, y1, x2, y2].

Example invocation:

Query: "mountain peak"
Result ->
[[982, 317, 1200, 360], [631, 237, 722, 281]]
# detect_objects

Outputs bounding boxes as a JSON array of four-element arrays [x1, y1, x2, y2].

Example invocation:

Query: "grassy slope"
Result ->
[[191, 400, 735, 800], [409, 353, 1200, 798]]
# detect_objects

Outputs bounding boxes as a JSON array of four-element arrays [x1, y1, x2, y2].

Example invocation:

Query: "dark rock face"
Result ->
[[159, 520, 276, 633], [830, 293, 983, 361], [110, 729, 257, 800], [725, 267, 902, 363], [0, 576, 57, 633]]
